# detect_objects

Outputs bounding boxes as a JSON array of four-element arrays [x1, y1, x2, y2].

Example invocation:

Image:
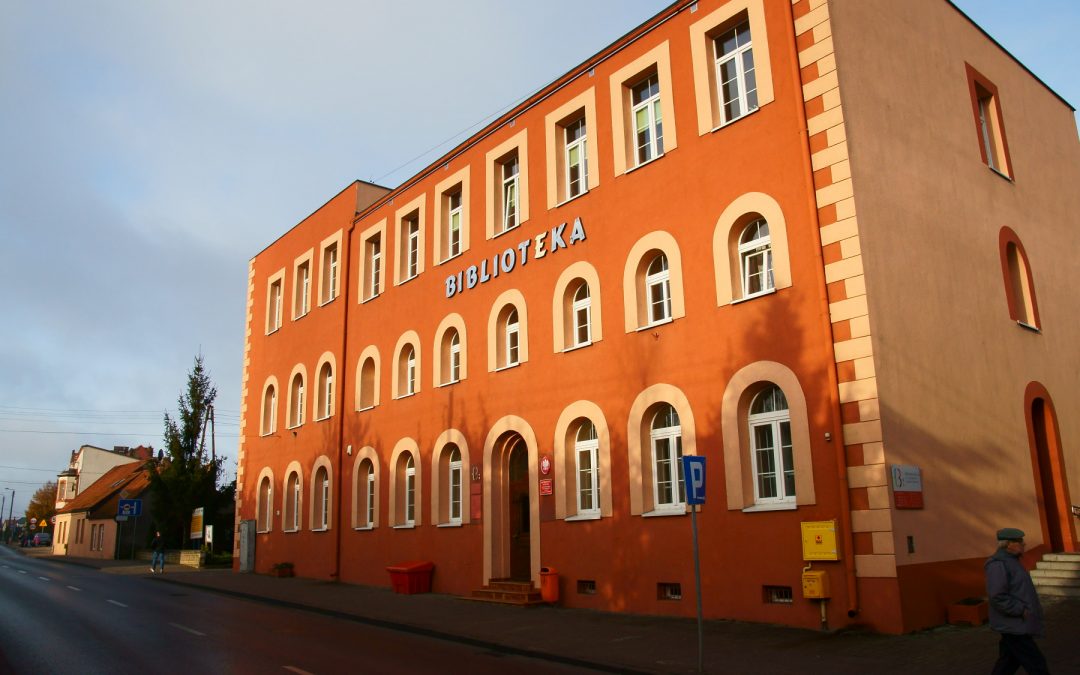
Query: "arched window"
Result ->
[[575, 421, 600, 516], [398, 345, 417, 397], [571, 282, 592, 348], [284, 471, 301, 531], [739, 218, 773, 297], [357, 458, 376, 528], [645, 253, 671, 325], [312, 465, 330, 530], [651, 404, 684, 509], [496, 305, 522, 369], [257, 475, 272, 532], [404, 454, 416, 526], [749, 385, 793, 504], [288, 373, 305, 428], [440, 329, 462, 385], [316, 361, 334, 420], [447, 446, 462, 525], [261, 383, 277, 436], [358, 356, 377, 409], [999, 228, 1040, 330]]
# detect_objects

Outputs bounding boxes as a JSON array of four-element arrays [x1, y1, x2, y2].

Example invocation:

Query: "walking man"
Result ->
[[150, 531, 166, 574], [985, 527, 1049, 674]]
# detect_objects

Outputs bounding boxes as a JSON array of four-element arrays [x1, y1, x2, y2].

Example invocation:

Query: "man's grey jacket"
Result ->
[[985, 548, 1044, 636]]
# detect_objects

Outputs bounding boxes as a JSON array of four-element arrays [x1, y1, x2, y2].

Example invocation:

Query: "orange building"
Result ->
[[235, 0, 1080, 633]]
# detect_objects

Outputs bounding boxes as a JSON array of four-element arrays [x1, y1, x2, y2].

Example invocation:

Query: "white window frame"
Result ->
[[575, 423, 600, 517], [646, 255, 672, 325], [267, 278, 283, 333], [406, 218, 420, 280], [290, 375, 305, 428], [739, 218, 773, 298], [500, 155, 520, 234], [505, 309, 520, 367], [631, 74, 664, 165], [258, 479, 273, 532], [405, 455, 416, 526], [317, 468, 330, 530], [286, 472, 301, 532], [448, 447, 462, 525], [320, 244, 339, 305], [365, 466, 376, 527], [368, 237, 382, 299], [295, 260, 311, 318], [572, 282, 592, 347], [978, 96, 998, 171], [448, 191, 463, 259], [565, 117, 588, 199], [262, 385, 276, 436], [714, 18, 758, 126], [449, 331, 461, 384], [650, 406, 684, 511], [749, 386, 795, 505], [318, 364, 333, 421]]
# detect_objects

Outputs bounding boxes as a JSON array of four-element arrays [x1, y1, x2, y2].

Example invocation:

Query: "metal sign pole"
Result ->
[[131, 516, 137, 560], [691, 503, 703, 674]]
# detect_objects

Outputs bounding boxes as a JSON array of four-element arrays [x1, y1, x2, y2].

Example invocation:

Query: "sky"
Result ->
[[1, 1, 1077, 519]]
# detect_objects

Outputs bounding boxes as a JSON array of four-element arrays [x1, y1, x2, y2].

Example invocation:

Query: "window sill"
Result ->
[[436, 379, 462, 388], [1016, 320, 1041, 333], [265, 326, 281, 336], [741, 502, 797, 513], [397, 273, 419, 287], [491, 223, 523, 240], [566, 512, 601, 522], [291, 311, 309, 322], [360, 294, 380, 305], [555, 189, 590, 209], [393, 523, 416, 530], [394, 392, 417, 400], [315, 415, 332, 423], [731, 287, 777, 305], [642, 506, 686, 518], [311, 527, 329, 533], [256, 529, 271, 534], [356, 405, 376, 413], [438, 251, 465, 266], [354, 525, 374, 532], [286, 424, 303, 431], [318, 296, 337, 308], [625, 153, 666, 175], [988, 165, 1013, 182], [709, 106, 760, 134], [561, 341, 593, 353], [284, 528, 300, 534], [437, 522, 463, 528], [637, 317, 673, 332], [494, 362, 522, 373]]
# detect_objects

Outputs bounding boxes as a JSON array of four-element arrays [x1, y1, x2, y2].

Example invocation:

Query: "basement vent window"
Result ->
[[764, 586, 793, 604], [577, 579, 597, 595], [657, 582, 682, 601]]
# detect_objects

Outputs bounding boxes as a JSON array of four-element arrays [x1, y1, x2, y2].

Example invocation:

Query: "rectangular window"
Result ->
[[366, 236, 381, 300], [577, 579, 597, 595], [293, 256, 311, 319], [485, 130, 529, 240], [435, 168, 469, 264], [449, 460, 462, 524], [657, 582, 682, 601], [565, 118, 589, 199], [320, 241, 339, 305], [632, 74, 664, 165], [966, 64, 1012, 178], [499, 153, 520, 234], [394, 196, 425, 285], [366, 472, 375, 526], [714, 19, 757, 125], [265, 271, 284, 334], [764, 586, 793, 604], [447, 191, 462, 258]]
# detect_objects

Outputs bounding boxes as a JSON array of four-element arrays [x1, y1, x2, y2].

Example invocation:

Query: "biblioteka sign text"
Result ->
[[444, 217, 587, 299]]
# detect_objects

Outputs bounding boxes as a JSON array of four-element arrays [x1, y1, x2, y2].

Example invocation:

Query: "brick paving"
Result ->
[[19, 548, 1080, 674]]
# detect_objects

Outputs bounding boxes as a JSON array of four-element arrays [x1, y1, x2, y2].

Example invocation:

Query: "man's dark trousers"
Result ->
[[991, 633, 1050, 675]]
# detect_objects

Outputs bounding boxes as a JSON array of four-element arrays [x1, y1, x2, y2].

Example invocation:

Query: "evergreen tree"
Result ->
[[149, 354, 222, 547]]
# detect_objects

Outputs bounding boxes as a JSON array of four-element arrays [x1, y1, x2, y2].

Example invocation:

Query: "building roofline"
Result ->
[[946, 0, 1074, 111]]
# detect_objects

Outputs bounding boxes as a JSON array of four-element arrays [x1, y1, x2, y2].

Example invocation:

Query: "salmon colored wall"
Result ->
[[239, 0, 875, 631], [828, 0, 1080, 587]]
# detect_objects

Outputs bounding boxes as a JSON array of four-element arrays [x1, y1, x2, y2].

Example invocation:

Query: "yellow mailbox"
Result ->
[[802, 569, 830, 599]]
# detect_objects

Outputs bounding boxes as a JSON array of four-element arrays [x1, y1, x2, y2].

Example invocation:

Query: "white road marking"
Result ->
[[38, 576, 49, 581], [283, 667, 314, 675], [67, 586, 82, 592], [170, 623, 205, 637], [17, 570, 26, 574], [107, 599, 128, 607]]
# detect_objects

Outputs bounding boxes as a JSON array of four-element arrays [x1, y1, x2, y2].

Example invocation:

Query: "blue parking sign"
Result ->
[[682, 456, 706, 505], [118, 499, 142, 517]]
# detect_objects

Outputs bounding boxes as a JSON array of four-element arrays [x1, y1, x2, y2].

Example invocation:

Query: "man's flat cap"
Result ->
[[997, 527, 1025, 540]]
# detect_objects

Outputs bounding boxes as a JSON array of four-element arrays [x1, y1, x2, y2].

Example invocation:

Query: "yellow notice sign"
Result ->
[[801, 520, 839, 561], [190, 507, 205, 540]]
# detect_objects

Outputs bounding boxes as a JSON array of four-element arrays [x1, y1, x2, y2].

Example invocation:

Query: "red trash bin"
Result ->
[[386, 561, 435, 594], [539, 566, 559, 603]]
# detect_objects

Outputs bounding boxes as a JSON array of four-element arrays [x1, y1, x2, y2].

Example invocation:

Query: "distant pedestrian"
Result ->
[[985, 527, 1049, 675], [150, 531, 166, 574]]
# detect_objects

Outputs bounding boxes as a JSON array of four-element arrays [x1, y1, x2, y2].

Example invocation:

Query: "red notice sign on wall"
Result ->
[[891, 465, 924, 509]]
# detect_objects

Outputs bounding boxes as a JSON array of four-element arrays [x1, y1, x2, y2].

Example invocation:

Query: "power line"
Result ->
[[0, 429, 239, 438]]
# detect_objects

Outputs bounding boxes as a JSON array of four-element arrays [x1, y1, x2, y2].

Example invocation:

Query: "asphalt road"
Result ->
[[0, 547, 591, 674]]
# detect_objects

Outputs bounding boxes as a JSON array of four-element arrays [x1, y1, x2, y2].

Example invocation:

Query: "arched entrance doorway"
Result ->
[[483, 420, 540, 585], [1025, 384, 1076, 552]]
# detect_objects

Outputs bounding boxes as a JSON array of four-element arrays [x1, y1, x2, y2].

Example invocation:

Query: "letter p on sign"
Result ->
[[682, 456, 706, 505]]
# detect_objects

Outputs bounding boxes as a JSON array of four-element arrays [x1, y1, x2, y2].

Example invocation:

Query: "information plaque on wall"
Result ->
[[891, 465, 924, 509]]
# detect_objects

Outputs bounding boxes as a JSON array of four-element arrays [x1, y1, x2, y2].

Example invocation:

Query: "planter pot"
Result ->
[[270, 567, 294, 578], [947, 598, 988, 626]]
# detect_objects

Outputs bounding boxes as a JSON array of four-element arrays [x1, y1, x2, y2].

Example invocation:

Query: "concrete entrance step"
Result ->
[[465, 579, 544, 606], [1033, 552, 1080, 597]]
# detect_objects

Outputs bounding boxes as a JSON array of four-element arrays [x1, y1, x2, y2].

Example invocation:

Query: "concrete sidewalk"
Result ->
[[19, 549, 1080, 674]]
